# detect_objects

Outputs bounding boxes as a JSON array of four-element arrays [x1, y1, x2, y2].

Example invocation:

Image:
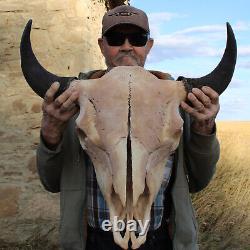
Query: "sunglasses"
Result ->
[[104, 32, 149, 47]]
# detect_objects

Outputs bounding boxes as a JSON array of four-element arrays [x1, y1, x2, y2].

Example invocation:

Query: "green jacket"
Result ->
[[37, 70, 220, 250]]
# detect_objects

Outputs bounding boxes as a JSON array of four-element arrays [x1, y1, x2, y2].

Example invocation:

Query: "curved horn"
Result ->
[[178, 22, 237, 95], [20, 20, 75, 98]]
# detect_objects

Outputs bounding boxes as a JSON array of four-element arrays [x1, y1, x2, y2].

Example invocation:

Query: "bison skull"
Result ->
[[73, 66, 185, 249]]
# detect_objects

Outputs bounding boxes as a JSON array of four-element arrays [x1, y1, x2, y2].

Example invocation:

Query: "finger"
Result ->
[[61, 105, 79, 119], [187, 92, 205, 113], [44, 82, 60, 104], [181, 101, 206, 121], [181, 100, 199, 116], [60, 91, 79, 112], [201, 86, 219, 104], [54, 87, 76, 108], [192, 88, 211, 108]]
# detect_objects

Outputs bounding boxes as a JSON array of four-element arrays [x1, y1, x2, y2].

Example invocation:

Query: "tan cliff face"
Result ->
[[0, 0, 127, 246]]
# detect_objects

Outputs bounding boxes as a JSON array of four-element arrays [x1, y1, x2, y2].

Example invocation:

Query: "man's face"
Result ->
[[98, 24, 154, 69]]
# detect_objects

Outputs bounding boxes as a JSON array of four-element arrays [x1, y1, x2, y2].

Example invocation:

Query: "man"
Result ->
[[37, 5, 220, 250]]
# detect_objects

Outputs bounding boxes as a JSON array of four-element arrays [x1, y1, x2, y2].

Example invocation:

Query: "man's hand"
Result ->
[[41, 82, 79, 148], [180, 86, 220, 135]]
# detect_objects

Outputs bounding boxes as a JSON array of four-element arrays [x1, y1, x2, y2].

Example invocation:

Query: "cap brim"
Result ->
[[103, 22, 149, 35]]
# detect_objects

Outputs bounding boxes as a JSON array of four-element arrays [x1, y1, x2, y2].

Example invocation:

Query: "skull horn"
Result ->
[[178, 22, 237, 95], [20, 20, 74, 98]]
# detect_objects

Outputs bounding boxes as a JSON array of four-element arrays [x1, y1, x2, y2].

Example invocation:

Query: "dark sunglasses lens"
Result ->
[[105, 32, 149, 47], [128, 33, 148, 46], [105, 33, 125, 46]]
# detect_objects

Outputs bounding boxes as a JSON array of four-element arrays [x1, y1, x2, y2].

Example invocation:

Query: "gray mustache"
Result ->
[[117, 52, 136, 59]]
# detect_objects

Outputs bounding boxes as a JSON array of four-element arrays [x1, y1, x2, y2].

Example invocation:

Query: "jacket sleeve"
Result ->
[[182, 111, 220, 193], [36, 76, 81, 193], [36, 133, 64, 193]]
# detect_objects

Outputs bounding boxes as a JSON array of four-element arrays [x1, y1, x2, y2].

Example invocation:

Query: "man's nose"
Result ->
[[120, 38, 133, 51]]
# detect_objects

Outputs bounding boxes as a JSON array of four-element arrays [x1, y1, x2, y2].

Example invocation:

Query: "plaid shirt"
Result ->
[[86, 155, 173, 231]]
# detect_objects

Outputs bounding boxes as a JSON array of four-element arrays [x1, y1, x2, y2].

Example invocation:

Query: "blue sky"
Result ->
[[130, 0, 250, 120]]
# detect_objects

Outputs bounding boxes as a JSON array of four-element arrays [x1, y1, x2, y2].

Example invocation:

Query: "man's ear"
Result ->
[[145, 38, 154, 55], [98, 38, 105, 55]]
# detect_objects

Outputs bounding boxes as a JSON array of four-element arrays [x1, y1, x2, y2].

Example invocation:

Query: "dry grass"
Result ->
[[192, 121, 250, 250], [1, 122, 249, 249]]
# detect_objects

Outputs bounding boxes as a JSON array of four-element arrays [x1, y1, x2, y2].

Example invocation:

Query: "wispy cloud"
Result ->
[[172, 24, 225, 35], [148, 22, 250, 62], [170, 21, 250, 35], [238, 61, 250, 69], [228, 79, 248, 88], [148, 12, 186, 35], [148, 12, 182, 23], [149, 24, 226, 61], [238, 46, 250, 57], [149, 35, 222, 62]]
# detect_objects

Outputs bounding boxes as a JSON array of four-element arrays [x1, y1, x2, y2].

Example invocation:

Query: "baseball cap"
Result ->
[[102, 5, 150, 35]]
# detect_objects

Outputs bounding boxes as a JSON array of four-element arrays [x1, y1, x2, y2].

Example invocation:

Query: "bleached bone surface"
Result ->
[[75, 66, 186, 249]]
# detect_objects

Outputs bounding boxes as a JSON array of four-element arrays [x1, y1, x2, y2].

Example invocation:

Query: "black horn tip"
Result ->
[[178, 22, 237, 96], [22, 19, 32, 41], [226, 22, 232, 32], [20, 20, 32, 60], [27, 19, 32, 29], [20, 19, 75, 98], [23, 19, 32, 34]]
